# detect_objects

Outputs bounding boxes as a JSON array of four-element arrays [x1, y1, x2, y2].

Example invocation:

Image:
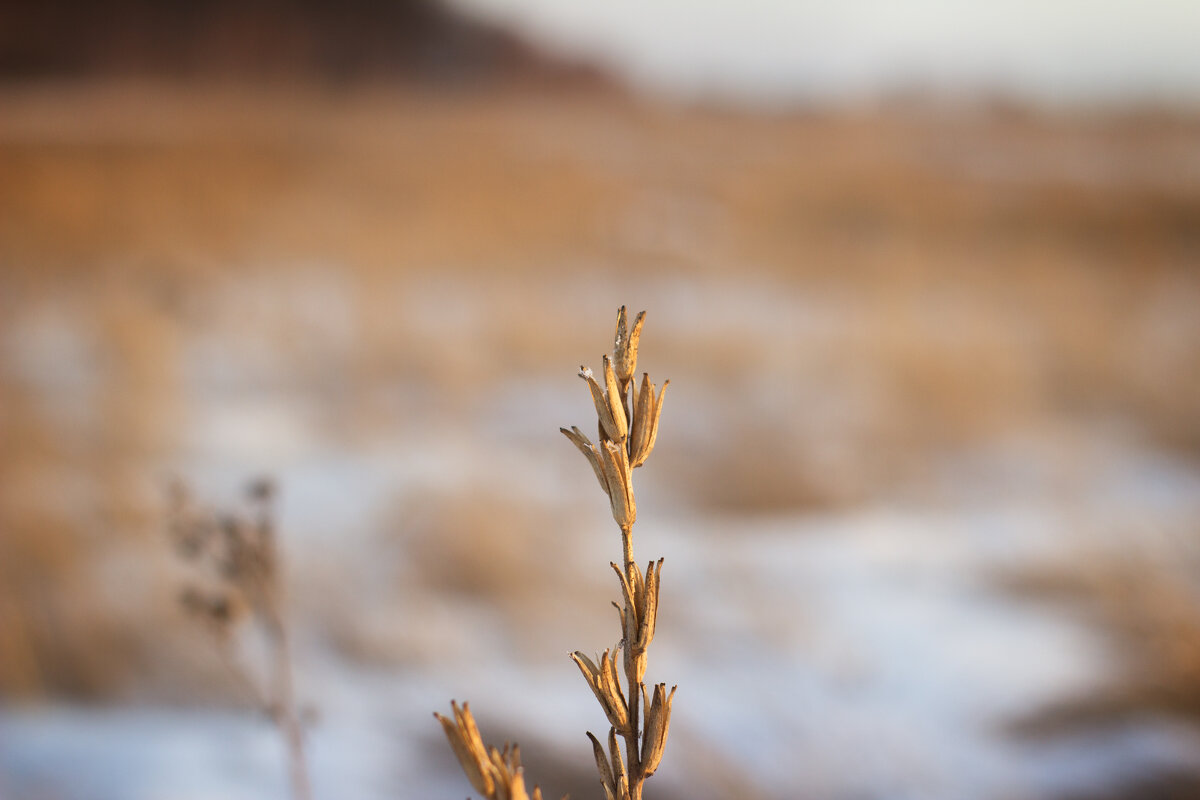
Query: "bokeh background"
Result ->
[[2, 2, 1200, 798]]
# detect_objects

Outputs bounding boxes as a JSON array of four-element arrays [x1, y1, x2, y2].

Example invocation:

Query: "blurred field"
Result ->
[[2, 80, 1200, 799]]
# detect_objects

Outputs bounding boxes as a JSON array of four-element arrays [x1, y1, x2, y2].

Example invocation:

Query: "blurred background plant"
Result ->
[[1, 1, 1199, 799], [166, 478, 313, 800]]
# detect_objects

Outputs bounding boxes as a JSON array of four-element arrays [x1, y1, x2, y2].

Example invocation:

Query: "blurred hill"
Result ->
[[0, 0, 607, 86]]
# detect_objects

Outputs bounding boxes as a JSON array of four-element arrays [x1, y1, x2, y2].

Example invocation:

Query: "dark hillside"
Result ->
[[0, 0, 605, 85]]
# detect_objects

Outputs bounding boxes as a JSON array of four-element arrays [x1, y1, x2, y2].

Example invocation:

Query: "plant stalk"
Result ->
[[268, 608, 312, 800], [619, 521, 644, 800]]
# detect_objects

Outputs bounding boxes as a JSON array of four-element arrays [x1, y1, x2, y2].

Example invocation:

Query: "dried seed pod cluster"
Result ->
[[612, 558, 662, 684], [570, 648, 632, 737], [561, 307, 668, 530], [435, 702, 546, 800]]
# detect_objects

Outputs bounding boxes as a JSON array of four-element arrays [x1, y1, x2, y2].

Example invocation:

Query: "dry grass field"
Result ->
[[1, 80, 1199, 799]]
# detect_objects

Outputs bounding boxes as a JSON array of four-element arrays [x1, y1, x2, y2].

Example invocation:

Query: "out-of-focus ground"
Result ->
[[2, 18, 1200, 800]]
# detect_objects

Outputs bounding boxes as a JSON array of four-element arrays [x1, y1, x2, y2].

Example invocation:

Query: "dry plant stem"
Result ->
[[266, 610, 312, 800], [168, 481, 313, 800], [567, 307, 673, 800], [620, 525, 635, 581], [618, 525, 643, 799], [437, 307, 672, 800], [253, 515, 312, 800]]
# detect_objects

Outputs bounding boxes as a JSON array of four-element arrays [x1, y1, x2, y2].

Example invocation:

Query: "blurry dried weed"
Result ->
[[167, 478, 312, 800], [1002, 534, 1200, 737], [438, 307, 674, 800]]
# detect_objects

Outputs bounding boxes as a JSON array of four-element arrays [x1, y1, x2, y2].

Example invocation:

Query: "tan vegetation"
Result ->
[[1001, 532, 1200, 735], [438, 307, 674, 800], [167, 479, 312, 800], [1, 81, 1198, 797]]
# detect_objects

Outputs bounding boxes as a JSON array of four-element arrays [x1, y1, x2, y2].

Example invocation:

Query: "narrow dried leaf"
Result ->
[[435, 703, 494, 797], [571, 651, 601, 691], [642, 685, 677, 777], [641, 559, 664, 647], [453, 702, 478, 741], [614, 306, 628, 361], [603, 649, 627, 706], [509, 771, 530, 800], [601, 649, 630, 733], [629, 373, 655, 467], [435, 713, 484, 794], [611, 562, 637, 625], [489, 746, 508, 775], [611, 600, 629, 642], [602, 355, 628, 442], [586, 731, 617, 800], [630, 561, 646, 619], [640, 685, 665, 772], [571, 651, 629, 734], [646, 379, 670, 456], [600, 441, 636, 528], [607, 726, 628, 791], [615, 310, 646, 390], [560, 426, 609, 495], [581, 366, 622, 443]]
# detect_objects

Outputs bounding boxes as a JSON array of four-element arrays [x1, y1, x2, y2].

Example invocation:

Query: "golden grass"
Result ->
[[1000, 534, 1200, 735], [1, 82, 1198, 702]]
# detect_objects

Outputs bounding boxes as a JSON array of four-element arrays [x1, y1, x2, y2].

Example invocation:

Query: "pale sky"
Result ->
[[450, 0, 1200, 106]]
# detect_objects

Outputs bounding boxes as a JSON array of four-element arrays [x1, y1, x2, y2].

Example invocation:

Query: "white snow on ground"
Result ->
[[5, 273, 1200, 799], [5, 502, 1200, 800]]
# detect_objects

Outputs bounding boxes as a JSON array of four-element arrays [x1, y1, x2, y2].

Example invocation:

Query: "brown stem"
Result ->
[[618, 522, 643, 799], [267, 606, 312, 800], [625, 680, 643, 800], [620, 525, 635, 580]]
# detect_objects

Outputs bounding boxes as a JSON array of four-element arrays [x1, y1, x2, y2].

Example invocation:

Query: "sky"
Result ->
[[451, 0, 1200, 106]]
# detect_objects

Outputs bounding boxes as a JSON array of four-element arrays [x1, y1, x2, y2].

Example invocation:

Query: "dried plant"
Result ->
[[167, 478, 312, 800], [436, 701, 546, 800], [437, 307, 674, 800]]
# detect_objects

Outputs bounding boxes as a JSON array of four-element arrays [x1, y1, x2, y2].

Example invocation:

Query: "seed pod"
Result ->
[[611, 563, 638, 650], [640, 559, 663, 651], [560, 426, 609, 495], [586, 731, 617, 800], [640, 684, 676, 777], [612, 558, 662, 656], [627, 373, 654, 467], [614, 307, 645, 394], [434, 701, 495, 797], [571, 650, 631, 736], [580, 366, 624, 444], [602, 355, 628, 443], [629, 375, 668, 468], [608, 726, 629, 800], [600, 440, 636, 529], [644, 378, 668, 460]]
